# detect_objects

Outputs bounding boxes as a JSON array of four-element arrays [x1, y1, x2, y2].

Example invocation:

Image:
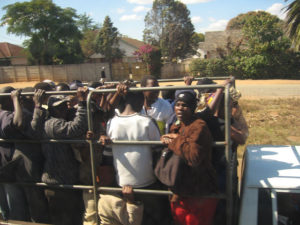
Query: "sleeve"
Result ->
[[168, 119, 212, 167], [47, 104, 88, 139], [21, 108, 46, 139], [163, 100, 174, 123], [0, 111, 21, 138]]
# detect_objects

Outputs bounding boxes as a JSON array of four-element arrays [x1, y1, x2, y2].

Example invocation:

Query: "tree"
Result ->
[[94, 16, 123, 78], [285, 0, 300, 49], [134, 44, 162, 78], [77, 14, 101, 58], [143, 0, 195, 62], [77, 13, 100, 33], [192, 11, 300, 79], [1, 0, 84, 65]]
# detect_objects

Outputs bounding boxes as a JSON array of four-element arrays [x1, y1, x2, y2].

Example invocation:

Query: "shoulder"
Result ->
[[156, 98, 172, 108]]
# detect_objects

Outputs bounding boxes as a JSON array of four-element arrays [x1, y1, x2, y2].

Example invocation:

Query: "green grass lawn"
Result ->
[[237, 98, 300, 159]]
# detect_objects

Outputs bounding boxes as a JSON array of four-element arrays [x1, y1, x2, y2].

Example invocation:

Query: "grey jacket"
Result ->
[[41, 102, 88, 184]]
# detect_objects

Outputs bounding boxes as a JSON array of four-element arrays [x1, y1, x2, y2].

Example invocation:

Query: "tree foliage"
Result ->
[[143, 0, 195, 62], [134, 44, 162, 78], [94, 16, 123, 62], [284, 0, 300, 49], [192, 11, 300, 79], [1, 0, 84, 65]]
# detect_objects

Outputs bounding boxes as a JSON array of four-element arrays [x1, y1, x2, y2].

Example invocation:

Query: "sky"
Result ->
[[0, 0, 290, 46]]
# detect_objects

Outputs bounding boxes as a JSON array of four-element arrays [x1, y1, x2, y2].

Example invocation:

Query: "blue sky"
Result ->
[[0, 0, 289, 46]]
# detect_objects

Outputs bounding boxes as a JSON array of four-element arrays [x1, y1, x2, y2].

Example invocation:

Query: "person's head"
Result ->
[[174, 91, 197, 124], [161, 85, 175, 101], [140, 75, 159, 104], [69, 80, 83, 90], [0, 86, 15, 111], [88, 81, 102, 89], [56, 82, 70, 91], [20, 87, 35, 112], [34, 82, 52, 92], [196, 78, 216, 94], [43, 79, 56, 90], [47, 95, 69, 119], [34, 82, 52, 104], [124, 92, 145, 113]]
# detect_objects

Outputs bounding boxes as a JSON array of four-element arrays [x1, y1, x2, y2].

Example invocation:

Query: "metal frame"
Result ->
[[0, 76, 235, 225]]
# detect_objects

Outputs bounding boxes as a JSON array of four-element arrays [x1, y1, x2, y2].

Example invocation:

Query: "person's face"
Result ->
[[54, 102, 68, 119], [175, 100, 192, 124], [143, 79, 159, 104]]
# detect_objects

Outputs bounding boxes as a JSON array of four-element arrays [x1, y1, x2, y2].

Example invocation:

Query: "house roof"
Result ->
[[90, 36, 147, 59], [0, 42, 26, 59], [120, 37, 145, 50], [244, 145, 300, 190]]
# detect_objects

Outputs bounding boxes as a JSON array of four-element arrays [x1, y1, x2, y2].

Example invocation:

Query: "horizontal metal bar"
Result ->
[[6, 182, 226, 198], [98, 187, 227, 199], [103, 76, 231, 84], [0, 84, 225, 96], [157, 77, 231, 82], [0, 139, 225, 146], [90, 84, 224, 94]]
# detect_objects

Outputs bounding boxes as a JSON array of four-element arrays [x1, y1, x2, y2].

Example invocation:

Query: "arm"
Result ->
[[122, 186, 144, 225], [108, 83, 128, 110], [11, 89, 22, 129], [46, 87, 89, 139], [167, 119, 213, 167]]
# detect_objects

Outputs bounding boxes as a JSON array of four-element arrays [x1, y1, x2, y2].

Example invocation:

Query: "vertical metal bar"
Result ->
[[225, 84, 233, 225], [87, 90, 100, 225]]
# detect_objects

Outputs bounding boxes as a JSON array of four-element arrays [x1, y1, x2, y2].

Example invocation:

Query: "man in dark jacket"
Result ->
[[41, 87, 89, 225]]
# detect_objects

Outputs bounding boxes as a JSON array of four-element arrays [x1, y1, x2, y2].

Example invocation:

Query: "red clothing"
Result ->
[[171, 197, 218, 225], [168, 117, 218, 224]]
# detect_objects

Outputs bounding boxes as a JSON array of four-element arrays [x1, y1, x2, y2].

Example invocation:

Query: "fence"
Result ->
[[0, 63, 110, 84], [0, 62, 191, 84], [0, 77, 236, 225]]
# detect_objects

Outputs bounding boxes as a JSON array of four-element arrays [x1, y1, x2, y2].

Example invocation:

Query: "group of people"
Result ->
[[0, 75, 248, 225]]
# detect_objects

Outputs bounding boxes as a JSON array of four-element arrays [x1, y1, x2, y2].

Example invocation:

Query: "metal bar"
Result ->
[[157, 77, 231, 82], [86, 90, 100, 225], [102, 76, 231, 84], [0, 84, 225, 96], [224, 83, 233, 225], [7, 182, 227, 199], [98, 187, 227, 198], [0, 138, 225, 147]]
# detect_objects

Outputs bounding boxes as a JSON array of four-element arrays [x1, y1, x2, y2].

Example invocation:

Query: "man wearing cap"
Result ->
[[41, 87, 88, 225]]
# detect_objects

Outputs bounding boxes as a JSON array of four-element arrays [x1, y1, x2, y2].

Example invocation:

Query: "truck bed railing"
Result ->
[[0, 76, 235, 225]]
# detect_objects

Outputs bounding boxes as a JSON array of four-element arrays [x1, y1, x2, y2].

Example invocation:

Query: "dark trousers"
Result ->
[[135, 182, 173, 225], [45, 188, 84, 225]]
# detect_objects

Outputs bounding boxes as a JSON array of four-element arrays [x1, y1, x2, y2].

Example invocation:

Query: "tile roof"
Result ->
[[121, 37, 146, 49], [0, 42, 26, 59]]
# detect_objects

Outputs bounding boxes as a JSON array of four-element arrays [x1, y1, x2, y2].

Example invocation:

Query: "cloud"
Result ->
[[266, 3, 286, 20], [199, 19, 228, 32], [117, 8, 126, 14], [192, 16, 203, 24], [127, 0, 153, 4], [179, 0, 213, 4], [208, 17, 216, 22], [133, 6, 150, 12], [120, 14, 142, 21]]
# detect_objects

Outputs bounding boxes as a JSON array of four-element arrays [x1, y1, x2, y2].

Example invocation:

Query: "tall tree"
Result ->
[[143, 0, 195, 62], [1, 0, 84, 65], [285, 0, 300, 49], [94, 16, 123, 78]]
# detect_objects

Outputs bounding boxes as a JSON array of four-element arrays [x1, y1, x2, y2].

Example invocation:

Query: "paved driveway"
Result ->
[[237, 84, 300, 98]]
